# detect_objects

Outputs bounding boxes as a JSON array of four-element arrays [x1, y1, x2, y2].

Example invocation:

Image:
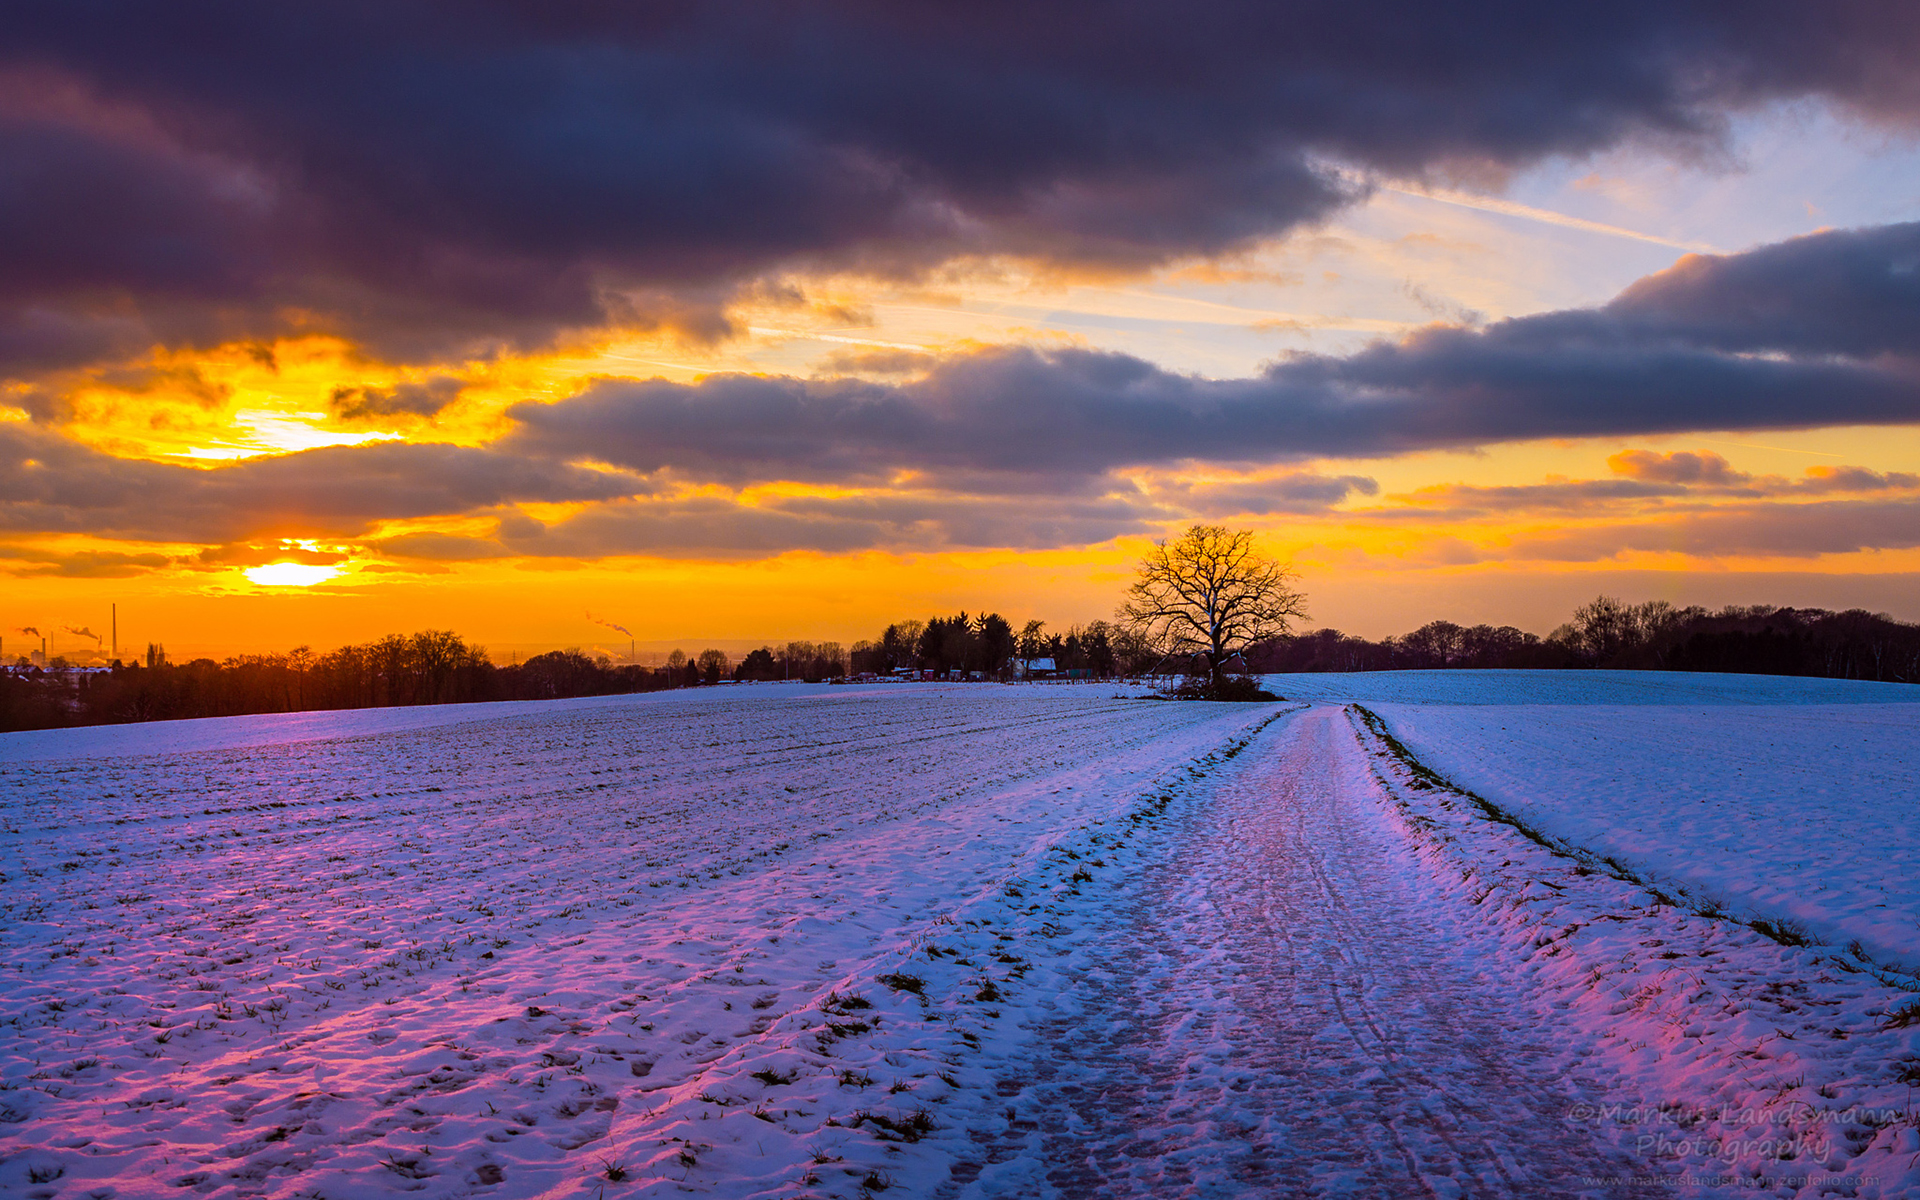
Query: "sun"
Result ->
[[244, 562, 342, 587]]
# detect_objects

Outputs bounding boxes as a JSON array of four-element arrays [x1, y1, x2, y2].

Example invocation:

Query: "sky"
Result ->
[[6, 3, 1920, 663]]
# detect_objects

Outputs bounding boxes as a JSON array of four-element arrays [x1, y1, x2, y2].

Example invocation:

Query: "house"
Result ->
[[1018, 657, 1057, 678]]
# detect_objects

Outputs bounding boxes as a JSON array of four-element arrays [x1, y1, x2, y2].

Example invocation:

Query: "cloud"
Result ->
[[370, 486, 1174, 561], [1386, 478, 1687, 518], [8, 215, 1920, 568], [1600, 223, 1920, 357], [0, 424, 646, 546], [1798, 464, 1920, 492], [1361, 452, 1920, 561], [7, 6, 1920, 369], [1156, 473, 1380, 517], [1384, 455, 1920, 520], [1508, 498, 1920, 561], [372, 472, 1361, 562], [506, 223, 1920, 482], [329, 377, 466, 424], [0, 544, 173, 578], [817, 348, 939, 377], [1605, 454, 1916, 496], [1608, 449, 1750, 485]]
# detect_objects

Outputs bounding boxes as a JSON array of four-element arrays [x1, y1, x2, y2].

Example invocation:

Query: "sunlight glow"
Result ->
[[244, 562, 342, 587]]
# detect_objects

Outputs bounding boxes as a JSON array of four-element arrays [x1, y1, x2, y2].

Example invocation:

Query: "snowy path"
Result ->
[[967, 706, 1652, 1199]]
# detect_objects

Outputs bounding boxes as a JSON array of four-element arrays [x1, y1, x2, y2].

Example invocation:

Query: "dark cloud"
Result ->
[[1606, 453, 1917, 495], [7, 4, 1920, 368], [0, 424, 645, 545], [1600, 223, 1920, 357], [1604, 455, 1920, 498], [1380, 456, 1920, 519], [8, 214, 1920, 567], [375, 532, 516, 563], [1158, 473, 1380, 516], [0, 544, 172, 578], [329, 377, 466, 424], [371, 469, 1369, 562], [1794, 464, 1920, 493], [508, 223, 1920, 481], [446, 490, 1167, 560], [1608, 449, 1749, 485], [1383, 478, 1687, 519]]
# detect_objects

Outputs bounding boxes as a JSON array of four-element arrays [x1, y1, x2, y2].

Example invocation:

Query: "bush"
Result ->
[[1168, 675, 1278, 702]]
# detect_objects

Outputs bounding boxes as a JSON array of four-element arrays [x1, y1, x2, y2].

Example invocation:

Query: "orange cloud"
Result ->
[[1608, 448, 1749, 485]]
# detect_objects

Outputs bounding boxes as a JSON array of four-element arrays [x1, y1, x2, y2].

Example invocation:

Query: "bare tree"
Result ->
[[1119, 524, 1306, 692]]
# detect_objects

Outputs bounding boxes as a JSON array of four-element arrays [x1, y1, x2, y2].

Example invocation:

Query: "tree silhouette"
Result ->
[[1119, 524, 1306, 693]]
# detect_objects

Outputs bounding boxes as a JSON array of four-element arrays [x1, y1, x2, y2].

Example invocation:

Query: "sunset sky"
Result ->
[[6, 4, 1920, 662]]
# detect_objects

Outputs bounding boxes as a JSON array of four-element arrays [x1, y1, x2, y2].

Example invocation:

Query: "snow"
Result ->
[[1347, 702, 1920, 1200], [1268, 671, 1920, 971], [0, 685, 1264, 1198], [946, 706, 1662, 1196], [4, 675, 1917, 1199], [0, 684, 861, 766], [1268, 667, 1918, 707]]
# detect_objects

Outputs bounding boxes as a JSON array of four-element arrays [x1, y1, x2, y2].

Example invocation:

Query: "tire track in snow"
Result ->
[[967, 705, 1660, 1198]]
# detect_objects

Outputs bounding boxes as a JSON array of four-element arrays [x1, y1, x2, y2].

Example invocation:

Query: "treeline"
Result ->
[[1252, 599, 1920, 683], [730, 642, 848, 682], [842, 614, 1151, 678], [0, 614, 1148, 733], [0, 631, 715, 733], [725, 614, 1148, 681], [7, 597, 1913, 733]]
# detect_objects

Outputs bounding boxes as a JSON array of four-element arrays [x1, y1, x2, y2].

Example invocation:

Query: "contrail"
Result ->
[[1379, 183, 1718, 252], [745, 327, 929, 351], [586, 611, 633, 638]]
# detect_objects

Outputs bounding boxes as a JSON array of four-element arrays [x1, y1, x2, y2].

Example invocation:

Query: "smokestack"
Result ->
[[112, 604, 117, 661]]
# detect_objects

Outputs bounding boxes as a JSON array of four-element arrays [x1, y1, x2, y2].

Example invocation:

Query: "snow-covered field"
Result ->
[[1271, 671, 1920, 971], [0, 685, 1265, 1198], [4, 675, 1918, 1199], [1343, 700, 1920, 1200]]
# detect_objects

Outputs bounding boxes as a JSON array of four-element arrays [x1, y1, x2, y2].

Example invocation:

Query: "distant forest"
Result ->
[[1254, 599, 1920, 683], [2, 599, 1914, 732], [0, 633, 687, 733]]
